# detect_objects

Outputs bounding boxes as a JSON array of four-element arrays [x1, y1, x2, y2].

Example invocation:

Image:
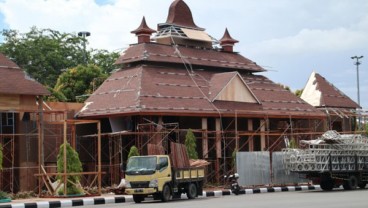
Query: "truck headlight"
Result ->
[[149, 179, 158, 188], [125, 180, 131, 188]]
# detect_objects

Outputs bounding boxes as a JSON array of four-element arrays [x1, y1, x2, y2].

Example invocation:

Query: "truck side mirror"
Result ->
[[156, 164, 160, 170]]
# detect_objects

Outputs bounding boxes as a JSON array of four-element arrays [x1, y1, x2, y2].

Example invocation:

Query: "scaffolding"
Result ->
[[1, 105, 367, 192]]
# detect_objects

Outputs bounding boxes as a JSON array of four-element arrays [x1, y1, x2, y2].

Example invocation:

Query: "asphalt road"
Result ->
[[83, 189, 368, 208]]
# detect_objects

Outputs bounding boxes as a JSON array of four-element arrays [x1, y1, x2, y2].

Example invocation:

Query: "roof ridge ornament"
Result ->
[[219, 28, 239, 52], [131, 16, 156, 44]]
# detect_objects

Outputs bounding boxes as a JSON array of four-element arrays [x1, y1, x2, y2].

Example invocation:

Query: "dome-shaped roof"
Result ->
[[165, 0, 201, 29]]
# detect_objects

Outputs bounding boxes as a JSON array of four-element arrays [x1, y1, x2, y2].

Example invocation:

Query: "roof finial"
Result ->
[[219, 28, 239, 52], [131, 16, 156, 44]]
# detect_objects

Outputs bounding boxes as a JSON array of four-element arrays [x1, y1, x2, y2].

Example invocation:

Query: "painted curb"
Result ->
[[0, 185, 321, 208]]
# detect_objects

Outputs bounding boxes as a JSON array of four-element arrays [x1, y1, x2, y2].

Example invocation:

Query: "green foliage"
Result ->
[[90, 49, 119, 74], [0, 191, 8, 199], [366, 123, 368, 136], [0, 144, 3, 170], [57, 142, 83, 195], [231, 149, 238, 168], [185, 129, 198, 159], [52, 64, 107, 102], [277, 83, 291, 91], [9, 191, 36, 200], [289, 138, 298, 148], [128, 145, 140, 159], [295, 89, 303, 97], [57, 185, 82, 196], [0, 27, 85, 87], [0, 27, 119, 101]]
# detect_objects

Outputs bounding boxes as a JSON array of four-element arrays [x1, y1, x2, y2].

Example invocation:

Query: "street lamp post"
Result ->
[[351, 55, 363, 130], [78, 31, 91, 64], [351, 56, 363, 106]]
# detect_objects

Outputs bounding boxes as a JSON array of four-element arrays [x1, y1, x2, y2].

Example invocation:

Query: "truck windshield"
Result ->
[[126, 156, 157, 175]]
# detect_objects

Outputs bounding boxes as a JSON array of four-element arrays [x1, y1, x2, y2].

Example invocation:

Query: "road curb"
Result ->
[[0, 185, 321, 208]]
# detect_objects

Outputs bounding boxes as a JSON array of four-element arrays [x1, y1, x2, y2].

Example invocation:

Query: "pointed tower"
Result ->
[[131, 16, 156, 44], [219, 28, 239, 52], [154, 0, 212, 48]]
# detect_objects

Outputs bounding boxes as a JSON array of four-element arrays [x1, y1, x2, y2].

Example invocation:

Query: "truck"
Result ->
[[282, 130, 368, 191], [124, 155, 205, 203]]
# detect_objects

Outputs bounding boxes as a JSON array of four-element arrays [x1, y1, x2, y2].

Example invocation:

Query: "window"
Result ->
[[159, 157, 168, 171]]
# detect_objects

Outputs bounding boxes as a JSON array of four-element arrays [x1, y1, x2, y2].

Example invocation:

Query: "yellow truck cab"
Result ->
[[125, 155, 205, 203]]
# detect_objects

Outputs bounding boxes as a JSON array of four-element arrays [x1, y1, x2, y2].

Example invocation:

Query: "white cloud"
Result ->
[[0, 0, 151, 51], [250, 25, 368, 56]]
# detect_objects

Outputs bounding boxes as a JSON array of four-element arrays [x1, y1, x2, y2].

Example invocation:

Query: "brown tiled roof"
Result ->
[[315, 73, 360, 109], [0, 53, 49, 96], [115, 43, 265, 72], [242, 75, 324, 117], [165, 0, 201, 30], [77, 65, 324, 118], [131, 16, 156, 35], [0, 53, 19, 68]]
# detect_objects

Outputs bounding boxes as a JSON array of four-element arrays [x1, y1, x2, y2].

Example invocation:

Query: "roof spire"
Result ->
[[219, 28, 239, 52], [165, 0, 201, 29], [131, 16, 156, 44]]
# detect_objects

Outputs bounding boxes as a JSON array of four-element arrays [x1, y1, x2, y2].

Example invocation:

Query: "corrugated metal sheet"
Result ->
[[236, 152, 271, 186], [170, 142, 190, 168], [272, 152, 307, 185]]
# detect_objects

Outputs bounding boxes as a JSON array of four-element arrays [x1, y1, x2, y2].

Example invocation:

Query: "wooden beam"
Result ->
[[248, 119, 254, 152], [202, 118, 208, 159]]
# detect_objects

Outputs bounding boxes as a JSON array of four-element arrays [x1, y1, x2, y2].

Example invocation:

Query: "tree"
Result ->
[[57, 142, 83, 195], [231, 148, 237, 168], [0, 27, 85, 87], [185, 129, 198, 159], [0, 27, 119, 90], [51, 64, 107, 102], [295, 89, 303, 97], [289, 138, 298, 148], [277, 83, 291, 91], [128, 146, 140, 159], [90, 49, 120, 74]]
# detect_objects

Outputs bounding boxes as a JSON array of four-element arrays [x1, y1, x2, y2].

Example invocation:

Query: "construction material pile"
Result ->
[[282, 130, 368, 173]]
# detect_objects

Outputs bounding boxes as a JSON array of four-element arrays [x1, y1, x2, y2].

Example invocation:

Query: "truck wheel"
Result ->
[[133, 195, 144, 203], [320, 176, 334, 191], [343, 175, 358, 190], [161, 184, 172, 202], [187, 183, 197, 199], [358, 182, 367, 189]]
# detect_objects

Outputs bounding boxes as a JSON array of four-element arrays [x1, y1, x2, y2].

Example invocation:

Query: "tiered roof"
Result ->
[[77, 0, 324, 119]]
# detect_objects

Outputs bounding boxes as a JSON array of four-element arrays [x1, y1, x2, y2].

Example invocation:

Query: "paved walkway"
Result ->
[[0, 185, 321, 208]]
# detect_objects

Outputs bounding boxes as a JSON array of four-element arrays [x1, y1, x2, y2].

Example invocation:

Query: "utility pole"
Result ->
[[351, 55, 363, 130], [351, 56, 363, 105], [78, 31, 91, 64]]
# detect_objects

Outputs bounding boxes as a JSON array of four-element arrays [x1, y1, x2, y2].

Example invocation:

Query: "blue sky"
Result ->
[[0, 0, 367, 108]]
